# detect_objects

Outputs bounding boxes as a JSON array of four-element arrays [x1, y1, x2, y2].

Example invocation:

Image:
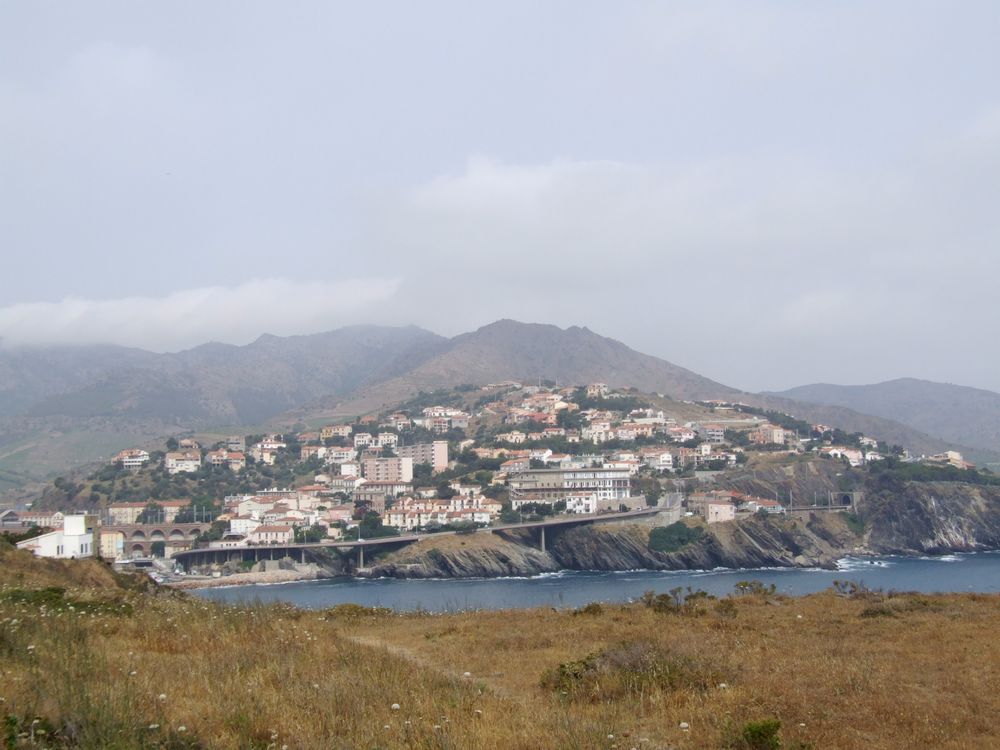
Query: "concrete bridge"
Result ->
[[103, 523, 208, 556], [171, 507, 667, 571]]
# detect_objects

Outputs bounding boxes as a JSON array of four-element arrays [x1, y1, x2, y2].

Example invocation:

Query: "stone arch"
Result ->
[[130, 529, 147, 540], [169, 529, 187, 540], [130, 543, 145, 555], [188, 528, 202, 538], [150, 530, 166, 540]]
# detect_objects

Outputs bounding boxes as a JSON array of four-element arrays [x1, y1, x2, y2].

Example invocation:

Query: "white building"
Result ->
[[16, 514, 98, 559], [165, 450, 202, 474]]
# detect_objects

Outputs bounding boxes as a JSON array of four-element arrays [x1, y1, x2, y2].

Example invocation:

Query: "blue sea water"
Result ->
[[192, 551, 1000, 612]]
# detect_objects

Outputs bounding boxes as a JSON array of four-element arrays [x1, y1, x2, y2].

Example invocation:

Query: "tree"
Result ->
[[437, 482, 456, 500], [150, 541, 166, 557], [166, 437, 179, 451], [413, 462, 434, 482]]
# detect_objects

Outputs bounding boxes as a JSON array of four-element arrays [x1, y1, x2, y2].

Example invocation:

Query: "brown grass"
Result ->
[[2, 547, 1000, 749]]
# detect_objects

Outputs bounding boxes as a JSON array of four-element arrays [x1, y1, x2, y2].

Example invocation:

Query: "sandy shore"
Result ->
[[166, 568, 331, 590]]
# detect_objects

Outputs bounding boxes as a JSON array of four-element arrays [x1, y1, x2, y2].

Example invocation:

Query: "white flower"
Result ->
[[679, 722, 690, 730], [148, 724, 159, 730], [391, 703, 400, 711], [158, 694, 167, 701], [177, 726, 187, 733]]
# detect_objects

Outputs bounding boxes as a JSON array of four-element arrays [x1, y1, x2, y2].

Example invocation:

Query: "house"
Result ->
[[500, 457, 530, 474], [586, 383, 610, 398], [698, 424, 726, 444], [497, 431, 527, 444], [248, 525, 294, 545], [0, 509, 20, 528], [300, 445, 327, 461], [703, 501, 736, 523], [18, 511, 65, 529], [16, 514, 98, 558], [226, 435, 246, 451], [113, 449, 150, 470], [320, 424, 353, 440], [106, 499, 191, 525], [750, 425, 786, 445], [165, 450, 201, 474], [206, 449, 246, 471], [377, 432, 399, 448], [229, 516, 262, 535], [353, 433, 374, 448]]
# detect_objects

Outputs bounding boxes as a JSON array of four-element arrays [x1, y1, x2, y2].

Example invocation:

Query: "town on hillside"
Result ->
[[3, 382, 979, 562]]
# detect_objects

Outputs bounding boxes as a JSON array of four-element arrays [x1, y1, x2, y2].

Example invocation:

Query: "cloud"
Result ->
[[0, 278, 400, 352], [366, 130, 1000, 390]]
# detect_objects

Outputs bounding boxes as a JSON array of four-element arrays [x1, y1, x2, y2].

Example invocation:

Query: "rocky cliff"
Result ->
[[863, 481, 1000, 554], [364, 512, 862, 579], [358, 455, 1000, 580]]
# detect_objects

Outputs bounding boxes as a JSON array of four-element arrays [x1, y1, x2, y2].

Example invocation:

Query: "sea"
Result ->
[[192, 551, 1000, 613]]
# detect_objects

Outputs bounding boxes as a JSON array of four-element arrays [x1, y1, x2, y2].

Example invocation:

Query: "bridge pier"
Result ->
[[539, 526, 546, 553], [358, 545, 364, 569]]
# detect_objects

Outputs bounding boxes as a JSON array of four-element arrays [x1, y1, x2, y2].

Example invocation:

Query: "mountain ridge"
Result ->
[[769, 378, 1000, 457], [1, 320, 997, 495]]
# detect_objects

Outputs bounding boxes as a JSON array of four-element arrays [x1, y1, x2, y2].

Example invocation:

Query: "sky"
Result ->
[[1, 2, 999, 393]]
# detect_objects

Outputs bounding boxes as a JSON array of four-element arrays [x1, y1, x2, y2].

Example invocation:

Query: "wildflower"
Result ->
[[679, 722, 690, 730], [463, 671, 471, 677], [148, 724, 160, 730], [177, 726, 187, 733], [383, 725, 390, 730], [26, 645, 34, 651], [391, 703, 401, 711], [158, 693, 167, 701]]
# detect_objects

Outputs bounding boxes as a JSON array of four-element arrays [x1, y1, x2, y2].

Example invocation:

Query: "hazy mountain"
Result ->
[[0, 325, 446, 488], [3, 320, 997, 494], [291, 321, 996, 465], [291, 319, 740, 420], [11, 325, 444, 426], [769, 378, 1000, 456]]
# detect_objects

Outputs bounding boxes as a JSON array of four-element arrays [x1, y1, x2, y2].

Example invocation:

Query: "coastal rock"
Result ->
[[365, 533, 560, 579]]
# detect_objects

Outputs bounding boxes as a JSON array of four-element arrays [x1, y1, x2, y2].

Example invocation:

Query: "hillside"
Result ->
[[289, 319, 739, 422], [770, 378, 1000, 457], [0, 325, 444, 487]]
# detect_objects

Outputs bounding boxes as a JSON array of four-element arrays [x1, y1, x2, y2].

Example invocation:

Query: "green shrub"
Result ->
[[572, 602, 604, 616], [648, 522, 704, 553], [732, 719, 782, 750], [541, 640, 721, 701]]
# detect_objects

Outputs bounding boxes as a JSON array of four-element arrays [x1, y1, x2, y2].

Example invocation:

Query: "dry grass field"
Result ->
[[2, 545, 1000, 749]]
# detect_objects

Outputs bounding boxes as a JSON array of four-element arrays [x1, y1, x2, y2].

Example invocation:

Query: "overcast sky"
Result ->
[[2, 2, 999, 393]]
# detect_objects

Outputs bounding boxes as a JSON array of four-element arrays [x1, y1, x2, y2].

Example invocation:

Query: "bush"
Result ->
[[729, 719, 783, 750], [639, 587, 715, 616], [541, 640, 721, 701], [572, 602, 604, 616], [714, 598, 739, 619], [734, 580, 777, 597], [648, 522, 704, 553]]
